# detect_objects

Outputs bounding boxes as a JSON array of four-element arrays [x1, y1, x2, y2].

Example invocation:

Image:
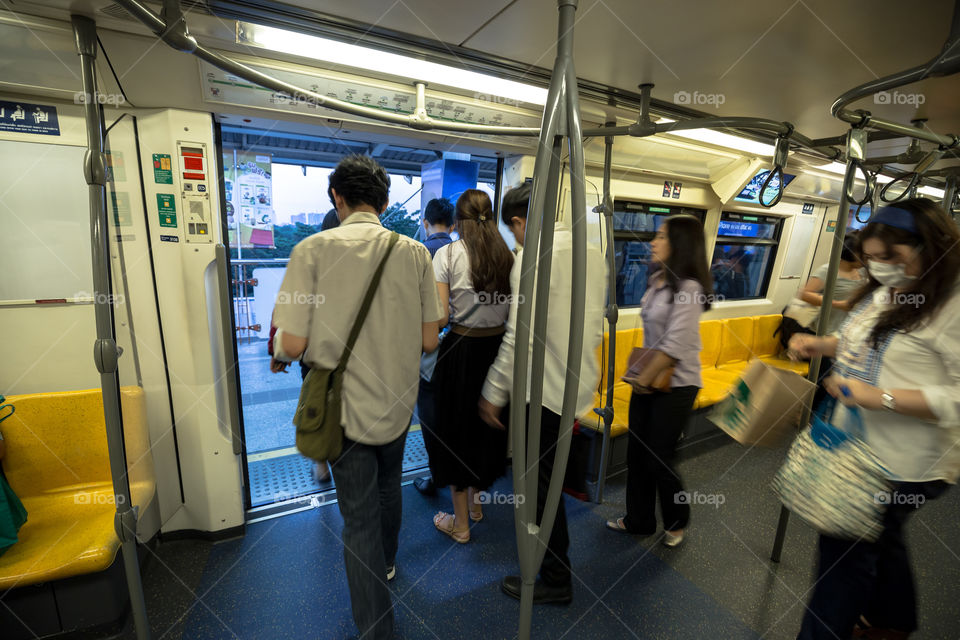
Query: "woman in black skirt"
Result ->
[[429, 189, 514, 543]]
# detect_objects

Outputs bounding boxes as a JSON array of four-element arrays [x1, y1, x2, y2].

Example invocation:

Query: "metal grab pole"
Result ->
[[72, 15, 152, 640], [593, 123, 618, 503], [510, 2, 585, 638], [770, 127, 861, 563]]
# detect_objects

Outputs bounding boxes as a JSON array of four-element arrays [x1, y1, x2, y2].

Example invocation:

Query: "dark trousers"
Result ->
[[330, 430, 407, 640], [798, 480, 949, 639], [624, 386, 698, 533], [527, 406, 572, 587]]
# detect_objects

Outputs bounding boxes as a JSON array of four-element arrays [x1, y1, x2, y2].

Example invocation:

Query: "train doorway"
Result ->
[[219, 122, 507, 513]]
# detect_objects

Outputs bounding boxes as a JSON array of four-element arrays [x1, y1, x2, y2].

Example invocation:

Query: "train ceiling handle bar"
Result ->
[[758, 132, 792, 208]]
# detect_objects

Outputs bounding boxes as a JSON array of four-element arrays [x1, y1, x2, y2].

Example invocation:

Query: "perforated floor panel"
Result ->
[[248, 430, 428, 507]]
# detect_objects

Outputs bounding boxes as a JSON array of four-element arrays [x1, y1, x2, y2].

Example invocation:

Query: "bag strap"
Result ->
[[456, 301, 482, 325], [336, 232, 399, 372]]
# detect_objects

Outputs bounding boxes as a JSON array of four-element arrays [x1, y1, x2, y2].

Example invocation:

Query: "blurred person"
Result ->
[[413, 197, 456, 497], [479, 183, 606, 604], [429, 190, 513, 542], [605, 215, 713, 549], [272, 154, 443, 640], [788, 199, 960, 640]]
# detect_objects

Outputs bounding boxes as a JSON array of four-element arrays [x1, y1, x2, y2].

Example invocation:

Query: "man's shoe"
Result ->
[[413, 476, 436, 496], [500, 576, 572, 605]]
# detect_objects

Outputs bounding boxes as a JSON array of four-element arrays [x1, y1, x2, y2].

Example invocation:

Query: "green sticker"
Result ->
[[153, 153, 173, 184], [157, 193, 177, 228], [110, 191, 132, 227]]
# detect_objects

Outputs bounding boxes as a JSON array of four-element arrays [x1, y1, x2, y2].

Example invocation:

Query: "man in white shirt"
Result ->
[[479, 183, 606, 604], [273, 155, 443, 640]]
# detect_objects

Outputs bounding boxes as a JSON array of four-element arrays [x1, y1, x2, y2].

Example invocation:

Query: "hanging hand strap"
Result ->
[[336, 232, 399, 372]]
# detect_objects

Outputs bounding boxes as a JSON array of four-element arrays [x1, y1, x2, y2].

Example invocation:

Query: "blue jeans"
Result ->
[[330, 430, 407, 640], [798, 480, 949, 639]]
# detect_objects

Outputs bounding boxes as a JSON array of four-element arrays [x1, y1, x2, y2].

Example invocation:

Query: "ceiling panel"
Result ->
[[464, 0, 959, 139], [261, 0, 514, 46]]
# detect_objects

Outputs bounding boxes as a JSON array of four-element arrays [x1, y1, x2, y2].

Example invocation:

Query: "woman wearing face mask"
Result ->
[[788, 199, 960, 640]]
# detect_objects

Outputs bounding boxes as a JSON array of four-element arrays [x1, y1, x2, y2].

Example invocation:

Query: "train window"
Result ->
[[612, 200, 706, 307], [711, 211, 784, 301]]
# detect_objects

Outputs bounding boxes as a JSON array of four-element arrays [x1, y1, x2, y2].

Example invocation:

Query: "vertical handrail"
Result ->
[[593, 124, 618, 503], [770, 127, 859, 563], [511, 1, 586, 638], [72, 14, 152, 640]]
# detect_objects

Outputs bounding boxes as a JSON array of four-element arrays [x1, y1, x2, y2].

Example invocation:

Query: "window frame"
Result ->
[[711, 211, 785, 301], [611, 200, 707, 308]]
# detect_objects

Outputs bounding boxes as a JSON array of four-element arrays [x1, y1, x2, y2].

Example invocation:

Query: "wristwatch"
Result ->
[[880, 390, 896, 412]]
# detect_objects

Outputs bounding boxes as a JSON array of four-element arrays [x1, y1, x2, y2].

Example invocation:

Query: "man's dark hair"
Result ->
[[423, 197, 455, 227], [500, 183, 531, 227], [327, 154, 390, 212]]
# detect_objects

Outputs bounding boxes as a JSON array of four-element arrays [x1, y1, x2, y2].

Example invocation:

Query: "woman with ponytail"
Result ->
[[429, 189, 515, 543]]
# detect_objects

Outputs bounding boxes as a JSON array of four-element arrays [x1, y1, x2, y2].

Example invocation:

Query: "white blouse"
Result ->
[[834, 282, 960, 483], [433, 240, 510, 328]]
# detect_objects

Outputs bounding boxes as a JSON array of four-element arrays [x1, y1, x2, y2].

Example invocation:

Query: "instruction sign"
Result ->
[[157, 193, 178, 228], [826, 219, 837, 232], [110, 191, 133, 227], [662, 181, 672, 197], [672, 182, 682, 199], [802, 202, 814, 214], [0, 101, 60, 136], [153, 154, 173, 184]]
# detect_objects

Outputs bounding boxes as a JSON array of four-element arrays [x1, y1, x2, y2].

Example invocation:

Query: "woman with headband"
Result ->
[[788, 198, 960, 640]]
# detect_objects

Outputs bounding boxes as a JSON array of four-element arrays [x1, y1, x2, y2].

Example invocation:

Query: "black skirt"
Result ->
[[427, 331, 508, 491]]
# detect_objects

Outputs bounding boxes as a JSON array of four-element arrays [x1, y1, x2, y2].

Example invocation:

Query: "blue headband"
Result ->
[[869, 206, 917, 234]]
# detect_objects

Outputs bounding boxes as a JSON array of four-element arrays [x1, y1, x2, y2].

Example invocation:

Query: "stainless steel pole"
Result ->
[[72, 14, 152, 640], [593, 124, 617, 503], [770, 128, 860, 563]]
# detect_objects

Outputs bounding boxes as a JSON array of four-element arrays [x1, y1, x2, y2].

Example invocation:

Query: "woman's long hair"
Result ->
[[662, 214, 715, 310], [455, 189, 514, 295], [847, 198, 960, 347]]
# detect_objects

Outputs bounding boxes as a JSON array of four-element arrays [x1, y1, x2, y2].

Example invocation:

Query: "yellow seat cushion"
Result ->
[[718, 317, 756, 366], [695, 381, 730, 410], [0, 387, 156, 589], [699, 320, 723, 369], [754, 314, 784, 358]]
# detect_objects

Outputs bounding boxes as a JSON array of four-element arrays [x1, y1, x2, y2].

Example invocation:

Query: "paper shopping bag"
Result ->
[[708, 361, 816, 447]]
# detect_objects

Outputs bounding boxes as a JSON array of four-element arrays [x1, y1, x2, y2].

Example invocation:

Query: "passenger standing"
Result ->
[[788, 200, 960, 640], [429, 190, 513, 542], [605, 215, 713, 548], [272, 155, 443, 640], [413, 197, 455, 498], [479, 183, 606, 603]]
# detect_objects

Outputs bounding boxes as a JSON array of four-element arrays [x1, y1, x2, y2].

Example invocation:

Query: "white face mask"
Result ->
[[867, 260, 918, 288]]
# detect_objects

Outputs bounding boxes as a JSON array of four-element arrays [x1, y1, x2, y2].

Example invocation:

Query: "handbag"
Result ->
[[293, 233, 399, 462], [622, 347, 674, 392], [772, 396, 892, 542]]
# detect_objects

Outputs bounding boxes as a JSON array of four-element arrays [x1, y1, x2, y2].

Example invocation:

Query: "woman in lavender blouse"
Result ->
[[606, 215, 714, 548]]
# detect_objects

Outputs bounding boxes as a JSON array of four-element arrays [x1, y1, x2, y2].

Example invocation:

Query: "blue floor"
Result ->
[[118, 438, 960, 640]]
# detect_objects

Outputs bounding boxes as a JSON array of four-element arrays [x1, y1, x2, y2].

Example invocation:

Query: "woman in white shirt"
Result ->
[[429, 189, 514, 543], [788, 199, 960, 640]]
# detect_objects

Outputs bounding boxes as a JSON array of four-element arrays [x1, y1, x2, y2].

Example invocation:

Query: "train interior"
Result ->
[[0, 1, 958, 638]]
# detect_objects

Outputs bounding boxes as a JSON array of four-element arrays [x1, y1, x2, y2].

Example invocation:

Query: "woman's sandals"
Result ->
[[433, 512, 470, 543]]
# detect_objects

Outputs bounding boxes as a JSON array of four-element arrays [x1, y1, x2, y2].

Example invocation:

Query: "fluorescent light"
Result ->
[[654, 117, 775, 156], [812, 162, 893, 183], [918, 185, 945, 199], [237, 22, 548, 106]]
